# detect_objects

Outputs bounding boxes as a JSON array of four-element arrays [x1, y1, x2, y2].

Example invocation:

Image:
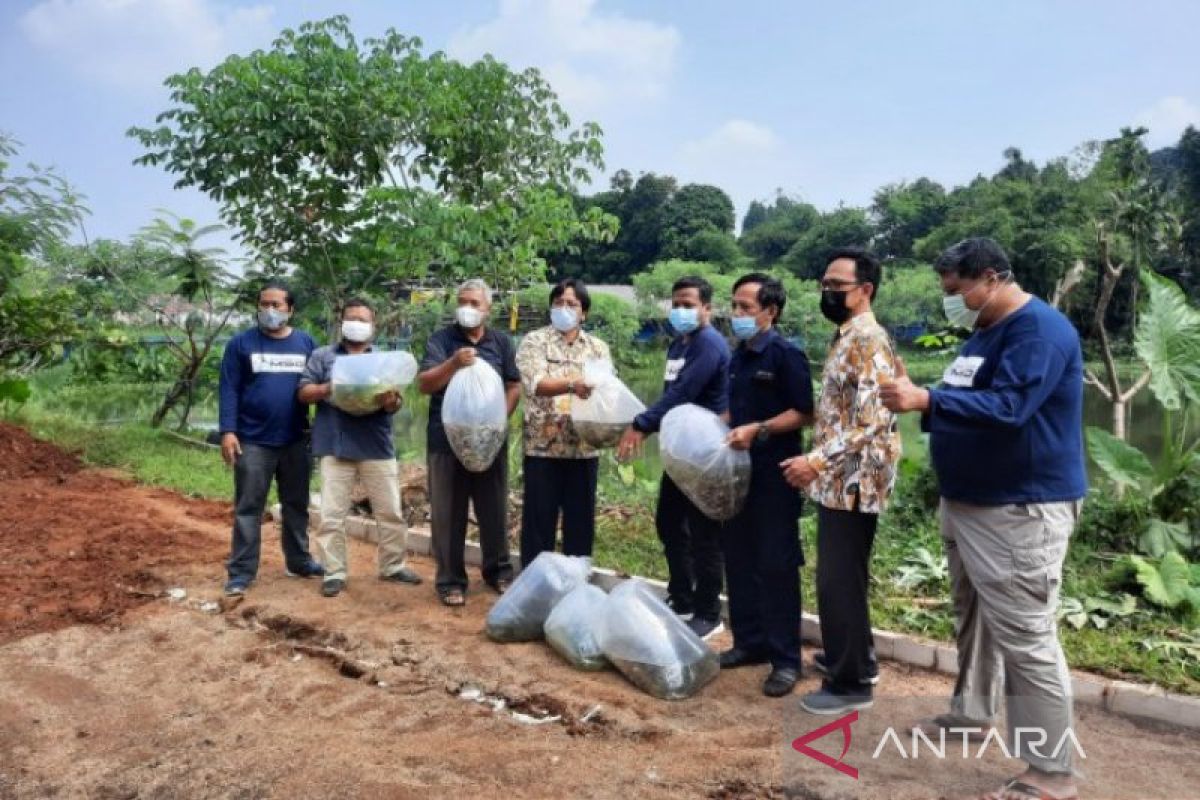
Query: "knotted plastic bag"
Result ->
[[571, 359, 646, 449], [330, 351, 418, 416], [660, 404, 751, 521], [442, 361, 508, 472], [543, 583, 609, 671], [485, 552, 592, 642], [596, 580, 719, 700]]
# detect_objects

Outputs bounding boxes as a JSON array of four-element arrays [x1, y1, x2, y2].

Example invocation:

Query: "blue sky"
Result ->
[[2, 0, 1199, 250]]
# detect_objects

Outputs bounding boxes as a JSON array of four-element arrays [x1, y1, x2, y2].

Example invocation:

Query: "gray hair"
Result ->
[[457, 278, 493, 304]]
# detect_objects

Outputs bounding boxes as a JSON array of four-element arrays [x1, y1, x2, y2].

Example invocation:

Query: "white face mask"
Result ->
[[341, 320, 373, 343], [456, 305, 484, 329], [942, 272, 1010, 329]]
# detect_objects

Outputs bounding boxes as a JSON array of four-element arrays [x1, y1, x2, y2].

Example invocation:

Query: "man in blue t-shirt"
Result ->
[[218, 282, 322, 596], [616, 276, 730, 641], [882, 238, 1085, 800]]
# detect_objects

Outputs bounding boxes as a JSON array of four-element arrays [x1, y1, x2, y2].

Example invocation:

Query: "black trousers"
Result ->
[[428, 449, 514, 593], [520, 455, 599, 569], [227, 439, 312, 582], [656, 473, 724, 621], [816, 503, 879, 695], [721, 462, 804, 671]]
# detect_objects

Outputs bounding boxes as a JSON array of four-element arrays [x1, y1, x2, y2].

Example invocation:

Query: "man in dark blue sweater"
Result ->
[[617, 276, 730, 640], [881, 238, 1085, 800], [218, 282, 322, 596]]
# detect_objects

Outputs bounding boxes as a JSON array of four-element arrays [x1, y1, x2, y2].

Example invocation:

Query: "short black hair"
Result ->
[[671, 276, 713, 305], [342, 297, 374, 317], [732, 272, 787, 317], [550, 278, 591, 312], [934, 238, 1011, 279], [826, 247, 882, 299], [259, 280, 294, 309]]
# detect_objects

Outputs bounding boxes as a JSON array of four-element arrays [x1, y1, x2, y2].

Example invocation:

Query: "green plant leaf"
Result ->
[[1139, 518, 1192, 558], [1135, 273, 1200, 411], [1086, 426, 1154, 491], [1132, 552, 1193, 610], [0, 378, 31, 405]]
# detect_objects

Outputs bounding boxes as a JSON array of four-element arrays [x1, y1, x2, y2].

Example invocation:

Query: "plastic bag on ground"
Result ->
[[330, 351, 419, 416], [659, 404, 751, 521], [543, 583, 609, 671], [597, 579, 719, 700], [571, 359, 646, 449], [485, 552, 592, 642], [442, 361, 508, 472]]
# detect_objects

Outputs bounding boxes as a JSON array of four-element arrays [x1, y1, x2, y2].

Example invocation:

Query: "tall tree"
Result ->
[[871, 178, 948, 261], [660, 183, 735, 257]]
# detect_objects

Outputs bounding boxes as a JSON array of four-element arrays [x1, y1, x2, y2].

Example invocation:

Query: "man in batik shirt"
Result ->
[[782, 247, 901, 715]]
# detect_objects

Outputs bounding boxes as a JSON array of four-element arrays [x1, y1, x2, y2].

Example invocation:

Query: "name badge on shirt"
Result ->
[[664, 358, 685, 382], [943, 356, 985, 388], [251, 353, 307, 374]]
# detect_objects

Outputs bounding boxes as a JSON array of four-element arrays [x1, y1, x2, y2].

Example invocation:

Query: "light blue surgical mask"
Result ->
[[550, 306, 579, 333], [668, 307, 699, 335], [257, 308, 290, 331], [731, 315, 759, 341]]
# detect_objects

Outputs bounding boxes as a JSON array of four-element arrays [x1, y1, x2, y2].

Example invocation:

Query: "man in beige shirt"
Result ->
[[515, 278, 611, 567]]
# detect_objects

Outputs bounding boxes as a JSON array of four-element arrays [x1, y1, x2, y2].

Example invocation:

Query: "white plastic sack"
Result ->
[[571, 359, 646, 449], [485, 552, 592, 643], [330, 351, 419, 416], [597, 580, 719, 700], [543, 583, 609, 671], [442, 361, 508, 472], [659, 404, 751, 521]]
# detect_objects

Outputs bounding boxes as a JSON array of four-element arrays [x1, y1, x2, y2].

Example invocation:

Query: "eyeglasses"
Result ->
[[820, 279, 863, 291]]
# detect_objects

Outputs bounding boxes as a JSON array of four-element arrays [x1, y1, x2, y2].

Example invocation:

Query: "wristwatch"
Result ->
[[567, 380, 575, 396], [755, 422, 770, 443]]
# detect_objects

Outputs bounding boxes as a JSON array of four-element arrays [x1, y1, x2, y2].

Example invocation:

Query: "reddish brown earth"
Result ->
[[0, 424, 1197, 800]]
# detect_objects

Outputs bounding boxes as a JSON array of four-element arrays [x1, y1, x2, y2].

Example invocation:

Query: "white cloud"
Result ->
[[20, 0, 276, 91], [448, 0, 681, 117], [1134, 96, 1200, 148], [674, 119, 799, 225], [679, 119, 781, 161]]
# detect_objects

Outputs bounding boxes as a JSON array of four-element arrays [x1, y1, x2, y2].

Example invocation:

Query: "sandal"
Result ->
[[439, 589, 466, 607], [981, 778, 1079, 800]]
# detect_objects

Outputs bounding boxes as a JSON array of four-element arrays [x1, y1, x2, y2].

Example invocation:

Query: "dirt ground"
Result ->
[[1, 424, 1198, 800]]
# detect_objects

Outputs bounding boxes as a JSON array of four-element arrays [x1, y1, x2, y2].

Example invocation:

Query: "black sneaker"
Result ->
[[800, 686, 874, 715], [719, 647, 770, 669], [812, 651, 880, 686], [285, 560, 325, 579], [763, 667, 798, 698], [223, 578, 251, 597], [321, 579, 345, 597], [665, 595, 694, 622], [686, 616, 725, 641], [380, 566, 422, 585]]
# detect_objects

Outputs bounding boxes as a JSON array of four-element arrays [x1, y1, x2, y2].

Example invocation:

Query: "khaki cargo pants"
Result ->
[[317, 456, 409, 582], [940, 499, 1081, 775]]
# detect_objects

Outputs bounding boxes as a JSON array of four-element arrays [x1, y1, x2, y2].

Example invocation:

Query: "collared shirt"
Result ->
[[804, 311, 902, 514], [728, 327, 814, 465], [421, 324, 521, 455], [299, 343, 395, 461], [515, 325, 611, 458]]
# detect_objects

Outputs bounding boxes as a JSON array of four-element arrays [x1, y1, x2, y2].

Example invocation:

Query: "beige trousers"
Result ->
[[317, 456, 408, 582]]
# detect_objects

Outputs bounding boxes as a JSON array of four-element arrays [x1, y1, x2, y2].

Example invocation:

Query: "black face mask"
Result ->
[[820, 289, 851, 324]]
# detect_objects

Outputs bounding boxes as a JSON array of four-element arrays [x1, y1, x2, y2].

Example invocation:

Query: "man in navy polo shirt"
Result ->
[[617, 276, 730, 641], [720, 273, 814, 698], [882, 238, 1085, 800], [298, 298, 422, 598], [418, 279, 521, 608], [219, 282, 322, 597]]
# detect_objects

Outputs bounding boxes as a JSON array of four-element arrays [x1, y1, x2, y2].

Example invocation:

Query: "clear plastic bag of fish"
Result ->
[[659, 404, 751, 521], [570, 359, 646, 449], [597, 579, 719, 700], [442, 360, 509, 472], [485, 552, 592, 643], [330, 351, 419, 416], [543, 583, 609, 671]]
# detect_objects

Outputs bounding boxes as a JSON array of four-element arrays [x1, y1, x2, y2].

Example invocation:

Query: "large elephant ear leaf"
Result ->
[[1087, 426, 1154, 492], [1135, 272, 1200, 411]]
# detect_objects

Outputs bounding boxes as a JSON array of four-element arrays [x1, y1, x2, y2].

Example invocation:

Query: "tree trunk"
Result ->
[[1113, 399, 1127, 442]]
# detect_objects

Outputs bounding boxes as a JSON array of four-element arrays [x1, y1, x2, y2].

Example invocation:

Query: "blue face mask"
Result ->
[[668, 307, 699, 335], [731, 315, 759, 341], [550, 306, 578, 333]]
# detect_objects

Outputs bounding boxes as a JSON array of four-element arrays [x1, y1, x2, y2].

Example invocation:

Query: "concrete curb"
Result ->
[[275, 503, 1200, 731]]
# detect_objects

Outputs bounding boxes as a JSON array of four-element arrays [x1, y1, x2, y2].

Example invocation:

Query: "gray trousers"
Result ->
[[941, 499, 1080, 775]]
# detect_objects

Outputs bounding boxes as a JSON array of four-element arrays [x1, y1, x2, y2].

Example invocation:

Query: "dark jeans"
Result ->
[[816, 504, 879, 696], [520, 455, 599, 568], [656, 473, 724, 621], [428, 448, 514, 593], [721, 463, 804, 671], [227, 439, 313, 582]]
